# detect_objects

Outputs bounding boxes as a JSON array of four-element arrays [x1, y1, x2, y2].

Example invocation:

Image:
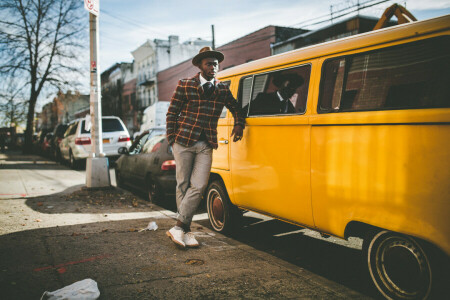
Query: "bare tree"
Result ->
[[0, 0, 86, 153], [0, 79, 27, 127]]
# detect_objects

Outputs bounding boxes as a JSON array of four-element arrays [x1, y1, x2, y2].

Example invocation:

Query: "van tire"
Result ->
[[364, 230, 435, 300], [206, 180, 241, 234]]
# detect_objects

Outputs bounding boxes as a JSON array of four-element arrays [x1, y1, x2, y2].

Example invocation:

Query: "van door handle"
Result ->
[[218, 139, 229, 144]]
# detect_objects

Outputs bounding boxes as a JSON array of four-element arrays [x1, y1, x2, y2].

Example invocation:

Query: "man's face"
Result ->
[[199, 57, 219, 80], [279, 80, 298, 100]]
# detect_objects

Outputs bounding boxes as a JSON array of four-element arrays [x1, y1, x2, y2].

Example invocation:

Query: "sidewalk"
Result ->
[[0, 151, 371, 299]]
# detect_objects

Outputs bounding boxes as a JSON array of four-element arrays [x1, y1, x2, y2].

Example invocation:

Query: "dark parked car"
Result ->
[[33, 129, 52, 155], [115, 132, 176, 203], [41, 132, 54, 157], [51, 123, 69, 161]]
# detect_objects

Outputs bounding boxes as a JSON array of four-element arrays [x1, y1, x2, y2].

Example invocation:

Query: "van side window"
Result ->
[[220, 80, 231, 118], [319, 37, 450, 113], [243, 65, 311, 116]]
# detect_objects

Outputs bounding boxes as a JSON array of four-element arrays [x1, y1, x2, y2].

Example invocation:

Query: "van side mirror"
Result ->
[[118, 147, 129, 155]]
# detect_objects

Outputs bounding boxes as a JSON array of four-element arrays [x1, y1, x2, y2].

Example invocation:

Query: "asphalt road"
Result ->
[[0, 151, 381, 299]]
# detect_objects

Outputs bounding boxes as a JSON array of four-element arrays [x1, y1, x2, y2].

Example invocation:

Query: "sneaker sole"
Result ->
[[185, 243, 200, 248], [166, 231, 186, 248]]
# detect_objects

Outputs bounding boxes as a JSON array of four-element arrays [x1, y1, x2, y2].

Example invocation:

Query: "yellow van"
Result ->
[[206, 15, 450, 300]]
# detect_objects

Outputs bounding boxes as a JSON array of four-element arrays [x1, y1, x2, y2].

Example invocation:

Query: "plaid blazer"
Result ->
[[166, 73, 245, 149]]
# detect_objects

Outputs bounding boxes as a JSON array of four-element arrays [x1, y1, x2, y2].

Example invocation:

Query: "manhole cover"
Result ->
[[184, 259, 204, 266]]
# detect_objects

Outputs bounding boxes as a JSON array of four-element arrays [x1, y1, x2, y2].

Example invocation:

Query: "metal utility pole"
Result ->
[[85, 0, 110, 187], [211, 24, 215, 50]]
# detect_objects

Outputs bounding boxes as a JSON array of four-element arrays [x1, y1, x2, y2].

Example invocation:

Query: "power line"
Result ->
[[101, 9, 167, 37], [291, 0, 392, 28]]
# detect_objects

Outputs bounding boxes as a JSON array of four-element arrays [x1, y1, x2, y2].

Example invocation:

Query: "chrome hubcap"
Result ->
[[208, 189, 224, 230], [369, 232, 432, 299]]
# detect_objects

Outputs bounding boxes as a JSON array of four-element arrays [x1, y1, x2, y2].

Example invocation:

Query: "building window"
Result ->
[[319, 37, 450, 113]]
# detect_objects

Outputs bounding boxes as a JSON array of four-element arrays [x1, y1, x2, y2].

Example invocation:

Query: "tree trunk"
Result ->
[[23, 94, 37, 154]]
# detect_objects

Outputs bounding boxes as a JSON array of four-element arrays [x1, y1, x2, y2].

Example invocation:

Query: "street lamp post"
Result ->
[[85, 0, 110, 188]]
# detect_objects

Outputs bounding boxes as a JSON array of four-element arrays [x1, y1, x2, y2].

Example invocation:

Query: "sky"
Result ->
[[95, 0, 450, 72], [34, 0, 449, 109]]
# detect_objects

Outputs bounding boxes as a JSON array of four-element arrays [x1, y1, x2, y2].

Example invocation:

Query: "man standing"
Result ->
[[166, 47, 245, 248]]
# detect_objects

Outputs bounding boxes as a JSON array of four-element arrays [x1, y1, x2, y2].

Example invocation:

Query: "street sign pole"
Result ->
[[85, 0, 110, 188]]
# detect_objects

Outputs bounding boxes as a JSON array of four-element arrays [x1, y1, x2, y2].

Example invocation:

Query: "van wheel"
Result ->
[[365, 230, 433, 300], [206, 180, 241, 234], [147, 177, 163, 203]]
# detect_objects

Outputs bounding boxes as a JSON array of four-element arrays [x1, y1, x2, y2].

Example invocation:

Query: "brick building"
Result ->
[[157, 26, 307, 102], [272, 15, 397, 55]]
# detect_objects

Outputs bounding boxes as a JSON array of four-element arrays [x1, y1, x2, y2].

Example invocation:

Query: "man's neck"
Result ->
[[200, 73, 214, 83]]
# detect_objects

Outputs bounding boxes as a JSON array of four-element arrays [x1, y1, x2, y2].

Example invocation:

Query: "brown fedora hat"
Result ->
[[192, 46, 224, 66]]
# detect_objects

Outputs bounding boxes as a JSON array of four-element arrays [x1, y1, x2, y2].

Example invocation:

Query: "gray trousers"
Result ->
[[172, 141, 212, 226]]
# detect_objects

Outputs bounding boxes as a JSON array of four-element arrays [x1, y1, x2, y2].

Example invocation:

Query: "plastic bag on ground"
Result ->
[[40, 278, 100, 300], [139, 221, 158, 232]]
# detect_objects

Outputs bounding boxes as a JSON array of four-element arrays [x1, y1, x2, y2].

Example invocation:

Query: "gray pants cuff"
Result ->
[[176, 213, 192, 226]]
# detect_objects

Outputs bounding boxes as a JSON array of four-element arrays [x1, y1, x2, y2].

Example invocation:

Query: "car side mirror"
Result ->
[[118, 147, 129, 155]]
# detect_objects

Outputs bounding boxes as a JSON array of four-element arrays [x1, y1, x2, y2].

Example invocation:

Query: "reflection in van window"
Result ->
[[319, 37, 450, 113], [240, 76, 253, 111], [220, 81, 231, 118], [243, 65, 311, 116]]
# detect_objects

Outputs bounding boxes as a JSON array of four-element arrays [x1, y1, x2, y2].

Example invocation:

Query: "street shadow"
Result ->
[[0, 162, 69, 170], [24, 185, 156, 214], [195, 215, 383, 299], [0, 218, 176, 300], [0, 151, 68, 170]]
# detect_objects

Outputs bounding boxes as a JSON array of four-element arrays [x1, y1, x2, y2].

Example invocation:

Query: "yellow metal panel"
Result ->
[[311, 123, 450, 254], [230, 116, 313, 226]]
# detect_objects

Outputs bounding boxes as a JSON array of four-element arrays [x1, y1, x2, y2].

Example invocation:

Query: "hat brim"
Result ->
[[192, 50, 224, 66]]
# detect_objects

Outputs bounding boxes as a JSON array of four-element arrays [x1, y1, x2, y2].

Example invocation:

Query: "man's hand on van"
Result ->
[[231, 125, 243, 142]]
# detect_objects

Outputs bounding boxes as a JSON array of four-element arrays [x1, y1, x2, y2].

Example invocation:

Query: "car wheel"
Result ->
[[206, 180, 242, 234], [365, 230, 434, 300], [147, 177, 163, 203], [115, 169, 125, 188], [56, 149, 63, 164], [69, 150, 79, 170]]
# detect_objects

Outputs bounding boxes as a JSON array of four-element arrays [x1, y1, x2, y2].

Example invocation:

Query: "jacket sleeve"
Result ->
[[166, 80, 186, 145], [224, 88, 246, 128]]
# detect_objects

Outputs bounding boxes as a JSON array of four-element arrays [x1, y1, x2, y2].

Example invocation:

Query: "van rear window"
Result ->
[[319, 36, 450, 113], [81, 119, 125, 133]]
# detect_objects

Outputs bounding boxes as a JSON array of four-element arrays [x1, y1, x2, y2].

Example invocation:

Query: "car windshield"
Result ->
[[81, 119, 124, 133], [148, 128, 166, 139]]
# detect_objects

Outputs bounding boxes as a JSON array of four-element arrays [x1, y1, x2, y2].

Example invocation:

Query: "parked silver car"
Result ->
[[60, 116, 131, 169]]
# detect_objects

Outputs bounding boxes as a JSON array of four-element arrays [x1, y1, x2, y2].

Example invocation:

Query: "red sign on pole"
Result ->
[[84, 0, 99, 16]]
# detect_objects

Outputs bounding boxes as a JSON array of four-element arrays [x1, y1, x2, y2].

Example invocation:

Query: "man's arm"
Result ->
[[166, 80, 186, 145], [224, 88, 245, 142]]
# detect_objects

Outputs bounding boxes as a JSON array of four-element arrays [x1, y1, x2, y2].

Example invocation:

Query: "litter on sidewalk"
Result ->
[[138, 221, 158, 232], [40, 278, 100, 300]]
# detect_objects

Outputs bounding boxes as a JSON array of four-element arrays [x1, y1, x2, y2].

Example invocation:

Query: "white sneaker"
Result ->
[[184, 232, 199, 248], [166, 226, 185, 248]]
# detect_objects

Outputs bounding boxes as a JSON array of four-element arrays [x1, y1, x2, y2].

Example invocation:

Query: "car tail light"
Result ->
[[118, 135, 130, 142], [75, 137, 91, 145], [161, 160, 176, 171]]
